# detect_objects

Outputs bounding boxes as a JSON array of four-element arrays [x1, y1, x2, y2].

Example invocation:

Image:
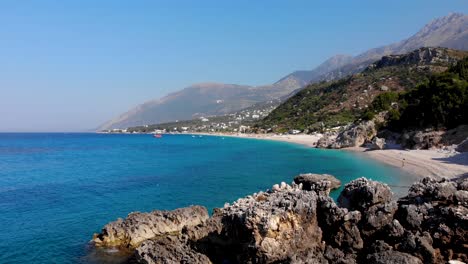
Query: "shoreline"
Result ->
[[193, 132, 468, 180]]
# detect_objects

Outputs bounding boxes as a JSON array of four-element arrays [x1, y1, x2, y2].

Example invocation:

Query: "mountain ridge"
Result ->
[[98, 13, 468, 131]]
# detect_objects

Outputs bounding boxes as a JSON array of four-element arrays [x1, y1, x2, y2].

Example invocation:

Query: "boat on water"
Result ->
[[153, 134, 163, 138]]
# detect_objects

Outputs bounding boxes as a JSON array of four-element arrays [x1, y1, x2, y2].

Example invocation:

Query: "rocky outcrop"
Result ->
[[92, 176, 468, 264], [92, 205, 209, 248], [316, 133, 337, 148], [208, 182, 324, 263], [368, 47, 463, 71], [338, 178, 397, 238], [294, 173, 341, 195], [133, 236, 212, 264], [328, 121, 376, 149], [401, 130, 444, 149], [369, 136, 386, 150]]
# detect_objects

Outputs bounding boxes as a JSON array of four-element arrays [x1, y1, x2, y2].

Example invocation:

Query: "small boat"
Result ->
[[153, 134, 163, 138]]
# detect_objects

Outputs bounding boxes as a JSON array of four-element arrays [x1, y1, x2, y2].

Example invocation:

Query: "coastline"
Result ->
[[194, 132, 468, 179]]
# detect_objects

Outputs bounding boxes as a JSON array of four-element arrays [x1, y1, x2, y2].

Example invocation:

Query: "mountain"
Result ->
[[277, 54, 353, 85], [287, 12, 468, 84], [98, 81, 302, 130], [99, 13, 467, 131], [259, 47, 468, 132]]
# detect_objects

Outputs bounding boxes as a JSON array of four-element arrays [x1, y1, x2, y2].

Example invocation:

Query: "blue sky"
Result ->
[[0, 0, 466, 132]]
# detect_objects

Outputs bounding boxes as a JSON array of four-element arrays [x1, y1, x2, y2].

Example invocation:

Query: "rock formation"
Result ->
[[92, 205, 209, 248], [92, 175, 468, 264], [401, 130, 444, 149], [316, 121, 377, 149], [294, 173, 341, 195], [369, 136, 386, 150]]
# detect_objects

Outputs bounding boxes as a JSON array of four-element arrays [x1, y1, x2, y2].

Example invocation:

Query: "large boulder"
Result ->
[[369, 136, 386, 150], [92, 206, 209, 248], [331, 121, 376, 149], [294, 173, 341, 195], [401, 130, 443, 149], [316, 133, 336, 148]]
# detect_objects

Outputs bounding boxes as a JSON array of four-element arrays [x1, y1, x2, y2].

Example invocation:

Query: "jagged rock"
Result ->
[[338, 178, 393, 211], [317, 196, 363, 252], [133, 236, 212, 264], [456, 138, 468, 152], [331, 121, 376, 149], [405, 177, 458, 203], [338, 178, 396, 237], [324, 246, 357, 264], [366, 250, 423, 264], [396, 177, 468, 262], [207, 183, 323, 263], [92, 176, 468, 264], [384, 219, 405, 240], [92, 206, 209, 248], [370, 137, 386, 150], [294, 173, 341, 195]]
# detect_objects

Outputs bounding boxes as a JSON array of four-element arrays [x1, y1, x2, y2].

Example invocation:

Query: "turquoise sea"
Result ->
[[0, 133, 417, 263]]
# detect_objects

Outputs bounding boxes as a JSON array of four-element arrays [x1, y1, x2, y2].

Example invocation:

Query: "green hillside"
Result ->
[[258, 48, 468, 133]]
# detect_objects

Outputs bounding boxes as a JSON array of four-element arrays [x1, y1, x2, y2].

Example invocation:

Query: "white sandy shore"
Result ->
[[197, 133, 468, 179]]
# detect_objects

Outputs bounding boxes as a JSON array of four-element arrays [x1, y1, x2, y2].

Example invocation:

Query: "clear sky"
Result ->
[[0, 0, 466, 132]]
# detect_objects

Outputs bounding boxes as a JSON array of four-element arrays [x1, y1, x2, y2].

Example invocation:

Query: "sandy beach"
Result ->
[[200, 133, 468, 179]]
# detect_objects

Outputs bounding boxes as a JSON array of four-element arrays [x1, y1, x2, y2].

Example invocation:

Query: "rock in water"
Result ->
[[294, 173, 341, 195], [92, 205, 209, 248], [91, 177, 468, 263]]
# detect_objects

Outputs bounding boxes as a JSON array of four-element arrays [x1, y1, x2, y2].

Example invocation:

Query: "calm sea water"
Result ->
[[0, 133, 417, 263]]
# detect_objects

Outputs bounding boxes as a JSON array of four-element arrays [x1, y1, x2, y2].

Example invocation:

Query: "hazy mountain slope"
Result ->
[[259, 47, 468, 132], [98, 81, 302, 130], [99, 13, 467, 131]]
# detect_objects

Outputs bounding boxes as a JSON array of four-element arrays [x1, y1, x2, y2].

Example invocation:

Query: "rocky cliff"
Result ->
[[92, 175, 468, 264]]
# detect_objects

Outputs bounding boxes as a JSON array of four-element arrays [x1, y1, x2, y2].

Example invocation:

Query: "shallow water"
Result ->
[[0, 133, 417, 263]]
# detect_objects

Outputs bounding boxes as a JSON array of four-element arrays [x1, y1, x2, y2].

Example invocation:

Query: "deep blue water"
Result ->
[[0, 133, 417, 263]]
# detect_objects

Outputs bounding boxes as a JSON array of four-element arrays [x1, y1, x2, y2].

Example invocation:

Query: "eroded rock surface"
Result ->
[[92, 205, 209, 248], [294, 173, 341, 194], [92, 176, 468, 264], [331, 120, 376, 149]]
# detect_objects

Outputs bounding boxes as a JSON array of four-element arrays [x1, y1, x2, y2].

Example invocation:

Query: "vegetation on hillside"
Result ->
[[258, 48, 468, 133], [384, 58, 468, 130]]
